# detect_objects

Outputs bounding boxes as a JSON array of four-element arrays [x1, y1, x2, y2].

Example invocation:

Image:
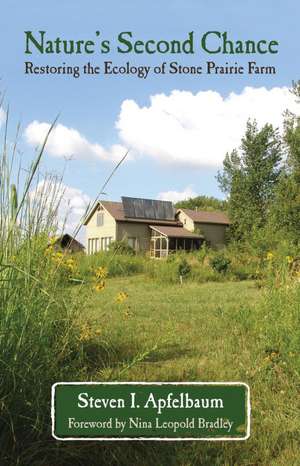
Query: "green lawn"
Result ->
[[85, 276, 262, 381], [75, 276, 299, 466]]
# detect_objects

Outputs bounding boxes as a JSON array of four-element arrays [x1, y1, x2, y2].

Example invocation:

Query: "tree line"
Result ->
[[178, 81, 300, 246]]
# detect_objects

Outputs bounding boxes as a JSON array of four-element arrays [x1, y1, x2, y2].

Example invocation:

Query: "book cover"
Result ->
[[0, 1, 299, 465]]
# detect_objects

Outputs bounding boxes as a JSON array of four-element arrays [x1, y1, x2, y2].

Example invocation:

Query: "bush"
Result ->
[[210, 253, 231, 274], [178, 258, 191, 278]]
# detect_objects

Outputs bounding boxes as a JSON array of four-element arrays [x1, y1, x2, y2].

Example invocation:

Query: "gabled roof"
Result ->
[[101, 201, 126, 221], [84, 201, 181, 226], [150, 225, 204, 239], [52, 234, 85, 250], [178, 208, 230, 225]]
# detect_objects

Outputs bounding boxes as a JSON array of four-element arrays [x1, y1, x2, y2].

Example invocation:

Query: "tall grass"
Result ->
[[0, 112, 153, 466], [0, 107, 298, 464], [78, 250, 145, 279], [78, 251, 232, 284], [0, 113, 86, 465]]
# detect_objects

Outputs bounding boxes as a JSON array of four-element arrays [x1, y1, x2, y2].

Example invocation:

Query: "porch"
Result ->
[[149, 225, 204, 259]]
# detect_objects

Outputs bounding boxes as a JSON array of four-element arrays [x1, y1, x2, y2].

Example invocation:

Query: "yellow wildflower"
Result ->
[[116, 291, 128, 303], [266, 252, 274, 261], [95, 266, 108, 280], [286, 256, 293, 264], [94, 282, 105, 292], [124, 306, 133, 318], [53, 251, 64, 263], [44, 246, 53, 256], [79, 323, 92, 342], [66, 258, 76, 272], [49, 236, 58, 246]]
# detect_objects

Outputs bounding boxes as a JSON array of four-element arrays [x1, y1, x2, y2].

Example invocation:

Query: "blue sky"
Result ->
[[1, 0, 300, 232]]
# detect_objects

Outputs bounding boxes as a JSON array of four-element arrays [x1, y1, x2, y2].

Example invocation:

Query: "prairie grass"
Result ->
[[0, 108, 299, 465], [77, 274, 299, 466], [77, 250, 145, 279], [0, 113, 93, 465]]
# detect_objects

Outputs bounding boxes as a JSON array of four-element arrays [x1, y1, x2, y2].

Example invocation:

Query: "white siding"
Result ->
[[85, 205, 116, 254]]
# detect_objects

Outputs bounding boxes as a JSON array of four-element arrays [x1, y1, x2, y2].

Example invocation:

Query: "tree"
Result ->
[[271, 81, 300, 240], [175, 195, 228, 212], [217, 120, 283, 240]]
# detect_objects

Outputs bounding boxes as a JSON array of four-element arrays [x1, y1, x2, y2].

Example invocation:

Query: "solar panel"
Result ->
[[122, 197, 175, 220]]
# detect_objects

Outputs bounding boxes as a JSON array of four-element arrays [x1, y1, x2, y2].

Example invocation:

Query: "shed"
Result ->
[[52, 234, 85, 253]]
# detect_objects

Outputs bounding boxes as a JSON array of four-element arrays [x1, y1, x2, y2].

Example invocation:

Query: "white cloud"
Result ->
[[31, 179, 90, 241], [116, 86, 299, 168], [24, 86, 299, 169], [157, 186, 197, 203], [24, 121, 126, 162]]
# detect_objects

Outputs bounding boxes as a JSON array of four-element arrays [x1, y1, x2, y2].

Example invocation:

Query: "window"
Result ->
[[150, 230, 168, 259], [96, 212, 104, 226], [101, 237, 113, 251], [127, 237, 137, 250], [88, 238, 100, 254]]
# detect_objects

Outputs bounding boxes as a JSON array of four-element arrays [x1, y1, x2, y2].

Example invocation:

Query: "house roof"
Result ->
[[178, 208, 230, 225], [122, 196, 175, 221], [150, 225, 204, 239], [84, 201, 181, 226], [83, 200, 230, 227], [52, 234, 85, 250], [101, 201, 126, 221]]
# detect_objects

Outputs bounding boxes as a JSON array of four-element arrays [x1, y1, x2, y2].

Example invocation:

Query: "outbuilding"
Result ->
[[51, 234, 85, 253]]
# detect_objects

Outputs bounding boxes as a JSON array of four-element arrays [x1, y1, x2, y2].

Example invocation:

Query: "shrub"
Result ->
[[210, 253, 231, 274], [178, 257, 191, 278]]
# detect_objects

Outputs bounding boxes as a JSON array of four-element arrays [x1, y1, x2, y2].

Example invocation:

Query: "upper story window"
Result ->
[[96, 212, 104, 226]]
